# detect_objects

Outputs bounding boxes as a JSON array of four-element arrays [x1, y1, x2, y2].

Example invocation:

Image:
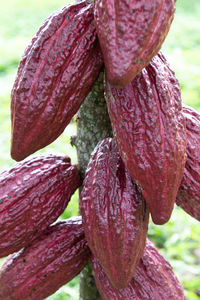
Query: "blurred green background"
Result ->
[[0, 0, 199, 299]]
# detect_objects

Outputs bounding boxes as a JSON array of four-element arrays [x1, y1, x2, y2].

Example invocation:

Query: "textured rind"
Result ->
[[94, 0, 176, 87], [0, 217, 90, 300], [176, 105, 200, 221], [80, 138, 149, 289], [92, 239, 186, 300], [105, 52, 187, 225], [11, 0, 103, 161], [0, 154, 80, 258]]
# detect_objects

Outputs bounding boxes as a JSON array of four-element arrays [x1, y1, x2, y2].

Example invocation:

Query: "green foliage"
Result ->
[[148, 208, 200, 299], [60, 190, 79, 219], [162, 0, 200, 111], [0, 0, 199, 299]]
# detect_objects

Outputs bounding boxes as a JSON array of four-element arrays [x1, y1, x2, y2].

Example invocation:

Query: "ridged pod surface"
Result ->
[[94, 0, 176, 87], [176, 105, 200, 221], [0, 217, 90, 300], [11, 0, 103, 161], [80, 138, 149, 289], [0, 154, 80, 258], [92, 239, 186, 300], [105, 52, 187, 225]]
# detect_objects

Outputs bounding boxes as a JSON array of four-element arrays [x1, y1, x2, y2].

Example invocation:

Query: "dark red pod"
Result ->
[[176, 105, 200, 221], [94, 0, 176, 87], [92, 239, 186, 300], [0, 217, 90, 300], [105, 52, 187, 225], [0, 154, 80, 258], [11, 0, 103, 161], [80, 138, 149, 289]]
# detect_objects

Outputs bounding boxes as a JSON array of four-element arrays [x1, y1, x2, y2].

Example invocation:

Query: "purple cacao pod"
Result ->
[[80, 138, 149, 289], [105, 52, 187, 225], [94, 0, 176, 87], [92, 239, 186, 300], [11, 0, 103, 161], [0, 154, 80, 257], [176, 105, 200, 221], [0, 217, 90, 300]]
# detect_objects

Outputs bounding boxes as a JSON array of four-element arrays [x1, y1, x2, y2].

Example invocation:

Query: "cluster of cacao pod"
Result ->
[[0, 0, 199, 299]]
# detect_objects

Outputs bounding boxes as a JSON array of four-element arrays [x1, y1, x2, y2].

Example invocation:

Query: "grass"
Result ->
[[0, 0, 199, 299]]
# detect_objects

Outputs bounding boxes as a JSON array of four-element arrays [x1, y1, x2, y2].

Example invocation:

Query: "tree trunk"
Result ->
[[74, 70, 112, 299]]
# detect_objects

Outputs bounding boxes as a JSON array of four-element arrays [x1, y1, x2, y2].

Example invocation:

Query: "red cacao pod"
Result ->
[[0, 154, 80, 258], [94, 0, 176, 87], [176, 105, 200, 221], [80, 138, 149, 289], [0, 217, 90, 300], [92, 239, 186, 300], [105, 52, 187, 225], [11, 0, 103, 161]]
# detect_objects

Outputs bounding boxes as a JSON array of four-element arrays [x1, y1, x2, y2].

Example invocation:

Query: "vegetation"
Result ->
[[0, 0, 199, 299]]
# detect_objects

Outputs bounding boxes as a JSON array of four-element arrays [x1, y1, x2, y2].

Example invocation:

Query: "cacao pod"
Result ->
[[0, 154, 80, 258], [0, 216, 90, 300], [176, 105, 200, 221], [105, 52, 187, 225], [11, 0, 103, 161], [94, 0, 176, 87], [92, 239, 186, 300], [80, 138, 149, 289]]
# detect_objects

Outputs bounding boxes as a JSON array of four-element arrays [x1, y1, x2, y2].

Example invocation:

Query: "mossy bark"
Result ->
[[74, 70, 112, 299]]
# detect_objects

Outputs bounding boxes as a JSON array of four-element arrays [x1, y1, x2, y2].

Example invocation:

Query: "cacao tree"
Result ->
[[0, 0, 199, 299]]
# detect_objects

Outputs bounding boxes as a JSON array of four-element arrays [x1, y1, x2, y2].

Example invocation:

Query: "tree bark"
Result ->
[[74, 70, 112, 299]]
